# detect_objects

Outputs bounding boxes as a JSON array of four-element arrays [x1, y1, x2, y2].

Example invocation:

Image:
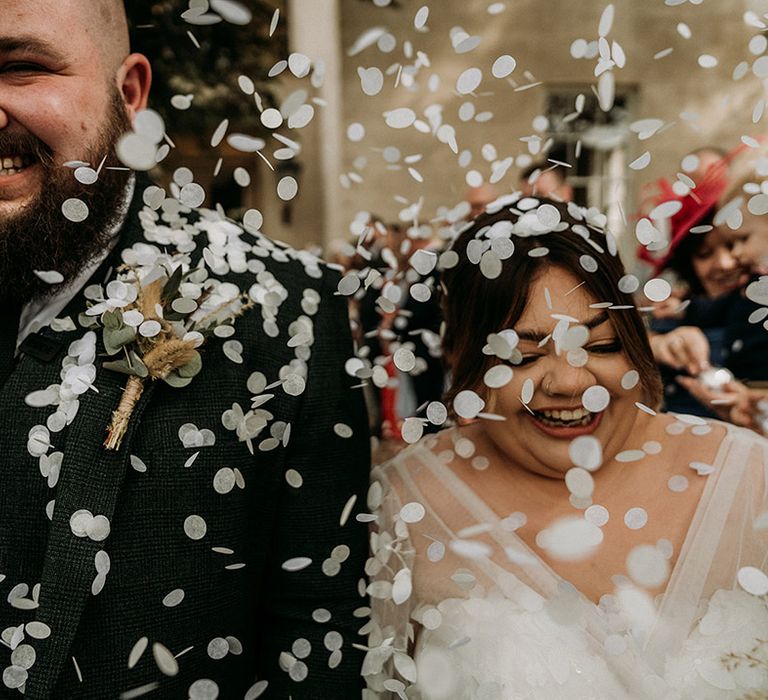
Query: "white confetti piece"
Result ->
[[643, 278, 672, 303], [454, 390, 485, 419], [521, 377, 534, 405], [277, 176, 298, 201], [538, 517, 603, 562], [456, 67, 482, 94], [414, 5, 429, 29], [737, 566, 768, 596], [152, 642, 178, 676], [585, 504, 609, 527], [384, 108, 416, 129], [624, 507, 648, 530], [491, 55, 516, 78], [358, 66, 384, 97], [629, 151, 651, 170], [598, 4, 614, 37], [347, 123, 365, 142], [61, 198, 89, 223], [282, 557, 312, 572], [288, 53, 311, 78], [627, 545, 669, 588], [582, 385, 610, 412], [484, 365, 513, 389], [569, 435, 603, 471], [183, 515, 207, 540], [33, 270, 64, 284], [400, 502, 426, 523]]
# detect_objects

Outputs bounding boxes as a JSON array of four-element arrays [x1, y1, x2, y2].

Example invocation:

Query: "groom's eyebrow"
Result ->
[[0, 36, 68, 63], [516, 311, 610, 342]]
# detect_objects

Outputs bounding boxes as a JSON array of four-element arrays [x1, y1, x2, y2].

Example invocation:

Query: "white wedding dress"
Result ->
[[362, 421, 768, 699]]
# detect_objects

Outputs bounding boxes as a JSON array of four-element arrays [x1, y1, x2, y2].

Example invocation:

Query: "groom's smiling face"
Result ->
[[0, 0, 151, 301], [0, 1, 127, 214]]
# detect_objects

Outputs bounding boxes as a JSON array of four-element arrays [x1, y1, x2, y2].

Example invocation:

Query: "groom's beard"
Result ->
[[0, 90, 133, 303]]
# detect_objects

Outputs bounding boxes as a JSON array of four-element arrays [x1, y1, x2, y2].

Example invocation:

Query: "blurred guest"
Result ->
[[663, 140, 768, 426], [354, 220, 444, 441], [718, 141, 768, 275], [640, 156, 749, 416], [465, 183, 498, 219], [399, 227, 445, 421], [518, 162, 574, 201], [686, 145, 727, 184], [637, 146, 726, 221], [349, 218, 401, 438]]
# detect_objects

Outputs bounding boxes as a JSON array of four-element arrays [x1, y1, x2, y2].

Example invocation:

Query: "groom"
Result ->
[[0, 2, 369, 698]]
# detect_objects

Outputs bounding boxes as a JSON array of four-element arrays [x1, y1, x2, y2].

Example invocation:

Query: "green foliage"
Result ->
[[126, 0, 287, 137], [163, 371, 195, 388], [161, 264, 184, 303], [177, 351, 203, 378], [103, 312, 137, 356], [103, 352, 149, 378]]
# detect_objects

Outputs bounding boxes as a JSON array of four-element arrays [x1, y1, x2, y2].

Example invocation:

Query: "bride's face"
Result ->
[[481, 265, 645, 479]]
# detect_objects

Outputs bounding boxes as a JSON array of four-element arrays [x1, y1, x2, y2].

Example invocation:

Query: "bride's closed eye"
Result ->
[[587, 340, 622, 354], [509, 340, 622, 366]]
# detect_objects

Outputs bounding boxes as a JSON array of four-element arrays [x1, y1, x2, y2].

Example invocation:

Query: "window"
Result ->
[[544, 86, 635, 237]]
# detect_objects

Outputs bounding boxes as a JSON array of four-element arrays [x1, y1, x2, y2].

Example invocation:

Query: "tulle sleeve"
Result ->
[[362, 457, 420, 698], [657, 425, 768, 695]]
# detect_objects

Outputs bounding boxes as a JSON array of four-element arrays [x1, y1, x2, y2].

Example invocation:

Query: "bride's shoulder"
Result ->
[[663, 414, 768, 474], [696, 417, 767, 453]]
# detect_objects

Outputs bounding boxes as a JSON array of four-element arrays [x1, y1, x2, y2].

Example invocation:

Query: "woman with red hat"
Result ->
[[641, 151, 749, 417]]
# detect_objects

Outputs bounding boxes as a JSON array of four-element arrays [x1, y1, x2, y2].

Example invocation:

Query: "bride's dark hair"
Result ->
[[441, 198, 663, 409]]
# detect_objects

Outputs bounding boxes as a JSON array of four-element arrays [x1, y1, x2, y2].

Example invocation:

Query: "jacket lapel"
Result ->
[[23, 179, 158, 699], [25, 364, 157, 699]]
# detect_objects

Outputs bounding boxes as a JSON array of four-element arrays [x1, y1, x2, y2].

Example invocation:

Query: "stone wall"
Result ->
[[330, 0, 764, 263]]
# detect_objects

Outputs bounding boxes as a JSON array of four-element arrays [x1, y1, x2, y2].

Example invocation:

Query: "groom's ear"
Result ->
[[117, 53, 153, 122]]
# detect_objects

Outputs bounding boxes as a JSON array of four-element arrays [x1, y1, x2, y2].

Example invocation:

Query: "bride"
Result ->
[[362, 197, 768, 699]]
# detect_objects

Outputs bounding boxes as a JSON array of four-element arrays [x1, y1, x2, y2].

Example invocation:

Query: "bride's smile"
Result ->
[[526, 405, 601, 437], [480, 266, 652, 480]]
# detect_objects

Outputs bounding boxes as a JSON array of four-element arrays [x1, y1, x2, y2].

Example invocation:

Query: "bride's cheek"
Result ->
[[591, 354, 629, 380], [492, 380, 527, 417]]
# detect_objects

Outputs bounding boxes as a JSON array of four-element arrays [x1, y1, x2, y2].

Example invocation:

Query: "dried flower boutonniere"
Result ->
[[88, 263, 252, 450]]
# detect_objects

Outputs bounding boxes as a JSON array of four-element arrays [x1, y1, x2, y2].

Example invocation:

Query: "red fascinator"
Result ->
[[637, 144, 746, 275]]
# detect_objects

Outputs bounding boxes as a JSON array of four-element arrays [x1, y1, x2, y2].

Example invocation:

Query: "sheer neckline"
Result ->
[[368, 423, 768, 697], [407, 421, 737, 611]]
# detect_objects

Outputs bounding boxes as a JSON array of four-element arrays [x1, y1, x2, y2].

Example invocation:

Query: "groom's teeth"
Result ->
[[0, 155, 32, 177]]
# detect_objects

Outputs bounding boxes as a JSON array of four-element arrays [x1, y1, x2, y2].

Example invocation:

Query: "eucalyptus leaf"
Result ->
[[163, 371, 193, 388], [104, 325, 136, 356], [103, 358, 143, 378], [79, 313, 100, 329], [103, 310, 123, 331], [127, 351, 149, 378], [177, 351, 202, 378], [161, 264, 184, 303]]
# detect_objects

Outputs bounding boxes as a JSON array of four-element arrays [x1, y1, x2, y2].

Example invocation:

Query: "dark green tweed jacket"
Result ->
[[0, 181, 370, 699]]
